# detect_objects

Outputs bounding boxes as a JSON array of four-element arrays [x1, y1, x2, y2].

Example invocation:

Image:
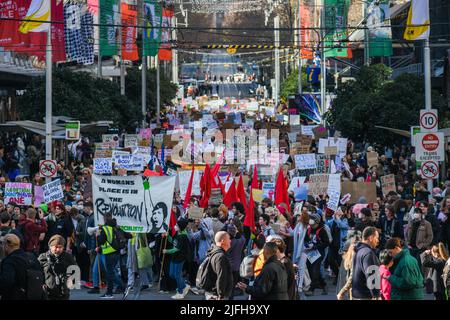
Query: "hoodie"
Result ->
[[351, 242, 380, 299], [207, 245, 233, 299]]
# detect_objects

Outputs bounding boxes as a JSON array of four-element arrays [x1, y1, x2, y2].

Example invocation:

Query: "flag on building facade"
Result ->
[[99, 0, 119, 56], [404, 0, 430, 41], [121, 2, 138, 61], [143, 0, 162, 57], [367, 0, 393, 57], [158, 7, 173, 61], [324, 0, 351, 58], [19, 0, 50, 33]]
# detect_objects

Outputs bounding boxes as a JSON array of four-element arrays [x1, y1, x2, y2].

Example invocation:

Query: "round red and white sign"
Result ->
[[422, 133, 440, 151], [420, 111, 438, 130], [420, 161, 439, 179], [39, 160, 57, 178]]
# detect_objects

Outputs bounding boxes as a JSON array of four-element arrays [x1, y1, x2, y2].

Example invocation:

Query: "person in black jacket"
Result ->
[[377, 205, 404, 249], [205, 231, 233, 300], [270, 237, 296, 299], [38, 235, 76, 300], [237, 241, 288, 300], [0, 234, 43, 300], [351, 226, 381, 300], [163, 218, 192, 299], [422, 243, 448, 300], [303, 213, 329, 296]]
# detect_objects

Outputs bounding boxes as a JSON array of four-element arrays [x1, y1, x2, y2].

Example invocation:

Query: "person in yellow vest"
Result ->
[[96, 213, 129, 299]]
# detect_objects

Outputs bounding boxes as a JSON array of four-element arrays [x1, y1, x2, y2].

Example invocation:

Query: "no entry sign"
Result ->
[[420, 161, 439, 180], [39, 160, 57, 178], [415, 132, 444, 162], [420, 109, 438, 132]]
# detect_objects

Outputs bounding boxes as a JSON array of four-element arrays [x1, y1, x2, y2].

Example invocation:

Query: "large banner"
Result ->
[[158, 7, 173, 61], [121, 2, 138, 61], [143, 0, 162, 57], [367, 0, 392, 57], [92, 175, 176, 233], [99, 0, 119, 56], [324, 0, 350, 58]]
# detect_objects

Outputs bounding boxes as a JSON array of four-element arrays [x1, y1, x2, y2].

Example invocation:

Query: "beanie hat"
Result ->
[[39, 203, 48, 214], [48, 235, 66, 247]]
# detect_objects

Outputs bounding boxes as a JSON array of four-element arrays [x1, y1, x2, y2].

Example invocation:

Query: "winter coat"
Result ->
[[351, 242, 380, 299], [165, 230, 192, 263], [425, 213, 441, 245], [226, 234, 246, 272], [81, 213, 96, 251], [188, 217, 214, 263], [280, 255, 296, 300], [422, 253, 446, 295], [327, 217, 349, 251], [388, 249, 424, 300], [379, 265, 391, 300], [38, 251, 76, 300], [406, 219, 433, 250], [23, 219, 48, 254], [246, 255, 289, 300], [207, 245, 233, 299], [377, 216, 404, 248], [304, 223, 330, 257]]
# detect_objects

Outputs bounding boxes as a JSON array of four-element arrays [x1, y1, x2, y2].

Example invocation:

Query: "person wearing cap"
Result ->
[[38, 235, 76, 300], [0, 234, 43, 300], [163, 217, 192, 299], [303, 213, 330, 296]]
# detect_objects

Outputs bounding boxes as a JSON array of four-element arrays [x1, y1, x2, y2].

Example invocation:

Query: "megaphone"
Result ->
[[87, 226, 99, 236]]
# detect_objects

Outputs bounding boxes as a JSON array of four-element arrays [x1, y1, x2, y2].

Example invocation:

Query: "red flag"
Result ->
[[121, 3, 139, 61], [210, 149, 225, 189], [244, 187, 256, 233], [223, 179, 238, 208], [169, 208, 177, 237], [237, 174, 248, 208], [158, 8, 173, 61], [183, 166, 195, 209], [199, 164, 211, 208], [144, 169, 162, 176], [251, 165, 259, 189], [275, 167, 291, 213]]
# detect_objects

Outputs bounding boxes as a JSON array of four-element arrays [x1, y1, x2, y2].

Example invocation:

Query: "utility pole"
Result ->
[[45, 5, 52, 184], [119, 0, 125, 95], [172, 16, 178, 84], [363, 0, 370, 66], [156, 54, 160, 124], [142, 1, 147, 128], [274, 15, 280, 107], [97, 4, 102, 78], [298, 0, 302, 95], [320, 0, 326, 124], [424, 38, 433, 192]]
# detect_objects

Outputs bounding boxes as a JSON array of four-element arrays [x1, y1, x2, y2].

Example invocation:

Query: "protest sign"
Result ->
[[262, 182, 275, 200], [312, 125, 327, 139], [114, 154, 143, 171], [317, 138, 328, 154], [4, 183, 33, 205], [178, 170, 202, 199], [325, 146, 338, 156], [367, 152, 379, 169], [298, 134, 312, 146], [294, 154, 317, 170], [139, 128, 152, 140], [94, 158, 113, 174], [341, 181, 377, 203], [34, 186, 44, 207], [381, 174, 396, 196], [102, 134, 119, 148], [188, 207, 204, 220], [252, 189, 263, 202], [92, 175, 176, 233], [124, 134, 139, 148], [209, 188, 223, 206], [288, 176, 307, 193], [294, 185, 309, 201], [327, 174, 341, 212], [301, 125, 316, 137], [42, 179, 64, 203], [315, 155, 329, 174], [308, 174, 329, 196]]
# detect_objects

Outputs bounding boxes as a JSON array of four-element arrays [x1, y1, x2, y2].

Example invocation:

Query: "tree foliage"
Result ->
[[18, 67, 177, 131], [280, 67, 307, 102], [328, 64, 447, 147]]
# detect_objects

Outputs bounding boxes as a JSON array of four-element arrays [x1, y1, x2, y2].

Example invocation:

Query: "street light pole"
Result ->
[[320, 0, 326, 124], [274, 15, 280, 107], [142, 2, 147, 128], [45, 9, 52, 184], [298, 0, 302, 95]]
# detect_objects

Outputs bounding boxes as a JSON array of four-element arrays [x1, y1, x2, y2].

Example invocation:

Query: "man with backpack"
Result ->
[[0, 234, 46, 300], [96, 212, 129, 299], [38, 235, 76, 300], [198, 231, 233, 300]]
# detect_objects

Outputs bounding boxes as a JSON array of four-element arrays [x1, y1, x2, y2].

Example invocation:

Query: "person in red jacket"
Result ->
[[23, 208, 47, 255]]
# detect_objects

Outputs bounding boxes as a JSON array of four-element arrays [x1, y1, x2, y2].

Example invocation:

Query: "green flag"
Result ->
[[324, 0, 350, 58], [143, 0, 162, 57], [99, 0, 119, 57], [367, 0, 393, 57]]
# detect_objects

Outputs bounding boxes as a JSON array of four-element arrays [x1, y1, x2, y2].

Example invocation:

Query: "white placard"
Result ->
[[294, 154, 317, 170], [42, 179, 64, 203], [178, 170, 202, 198], [94, 158, 113, 174], [288, 176, 307, 193], [327, 173, 341, 212]]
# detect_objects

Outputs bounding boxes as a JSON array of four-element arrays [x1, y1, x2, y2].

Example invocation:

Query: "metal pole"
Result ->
[[119, 0, 125, 95], [45, 13, 52, 184], [424, 38, 433, 192], [172, 17, 178, 84], [320, 1, 326, 124], [363, 1, 370, 66], [156, 54, 160, 124], [274, 15, 280, 107], [298, 0, 302, 95], [142, 2, 147, 128], [97, 4, 102, 78]]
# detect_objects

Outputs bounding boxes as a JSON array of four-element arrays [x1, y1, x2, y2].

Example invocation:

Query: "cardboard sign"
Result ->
[[294, 154, 317, 170], [262, 182, 275, 201], [324, 146, 338, 156], [102, 134, 119, 148], [298, 134, 312, 146], [315, 154, 329, 174], [380, 174, 396, 196], [308, 174, 329, 196], [188, 207, 204, 220], [124, 134, 139, 148], [94, 158, 113, 174], [341, 181, 377, 204], [42, 179, 64, 203], [4, 183, 33, 205], [367, 152, 379, 169], [312, 125, 327, 139], [252, 189, 263, 202], [209, 188, 223, 206], [301, 125, 317, 137]]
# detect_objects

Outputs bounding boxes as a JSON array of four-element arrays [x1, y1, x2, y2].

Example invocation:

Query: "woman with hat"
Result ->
[[38, 235, 76, 300]]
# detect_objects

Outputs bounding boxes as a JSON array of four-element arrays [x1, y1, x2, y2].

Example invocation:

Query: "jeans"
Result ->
[[105, 252, 121, 295], [169, 261, 186, 294], [92, 253, 122, 290]]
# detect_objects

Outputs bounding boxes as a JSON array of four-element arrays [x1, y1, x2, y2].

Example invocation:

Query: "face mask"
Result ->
[[77, 205, 83, 210], [309, 219, 315, 226], [75, 195, 82, 200], [413, 213, 421, 220]]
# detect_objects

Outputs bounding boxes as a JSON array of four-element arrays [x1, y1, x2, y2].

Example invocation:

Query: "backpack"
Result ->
[[196, 251, 220, 291], [16, 253, 46, 300], [108, 227, 128, 251], [239, 254, 257, 279]]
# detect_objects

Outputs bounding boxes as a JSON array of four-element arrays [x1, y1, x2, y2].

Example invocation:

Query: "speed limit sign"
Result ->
[[420, 109, 438, 132]]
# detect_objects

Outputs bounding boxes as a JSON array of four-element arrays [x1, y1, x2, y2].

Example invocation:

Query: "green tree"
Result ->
[[280, 67, 307, 101], [328, 64, 446, 147]]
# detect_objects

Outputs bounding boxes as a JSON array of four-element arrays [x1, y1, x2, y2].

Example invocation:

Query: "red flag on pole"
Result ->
[[244, 165, 258, 233], [183, 166, 195, 209], [199, 164, 211, 208], [223, 179, 238, 208], [237, 174, 248, 208], [169, 208, 177, 237], [251, 165, 259, 189], [275, 167, 291, 213]]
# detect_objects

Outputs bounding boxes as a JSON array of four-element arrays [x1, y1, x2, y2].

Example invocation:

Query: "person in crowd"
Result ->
[[271, 237, 296, 299], [210, 208, 225, 236], [419, 201, 441, 246], [379, 249, 393, 300], [354, 207, 376, 233], [385, 237, 424, 300], [259, 213, 275, 238], [438, 196, 450, 247], [290, 209, 309, 297], [326, 208, 349, 284], [237, 242, 288, 300], [204, 231, 233, 300], [351, 227, 380, 300], [223, 223, 245, 299], [336, 233, 361, 300], [405, 207, 433, 271], [81, 201, 96, 286], [38, 235, 76, 300], [377, 205, 404, 249], [22, 208, 47, 255], [421, 243, 448, 300]]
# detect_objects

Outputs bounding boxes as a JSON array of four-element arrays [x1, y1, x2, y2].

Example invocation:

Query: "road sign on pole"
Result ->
[[415, 132, 445, 162], [420, 161, 439, 180], [420, 109, 438, 132], [39, 160, 57, 178]]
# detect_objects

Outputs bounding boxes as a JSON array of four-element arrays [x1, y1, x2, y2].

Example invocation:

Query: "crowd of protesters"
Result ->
[[1, 116, 450, 301]]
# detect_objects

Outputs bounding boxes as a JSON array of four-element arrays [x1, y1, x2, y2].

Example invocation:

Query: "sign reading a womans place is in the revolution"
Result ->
[[92, 175, 176, 233]]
